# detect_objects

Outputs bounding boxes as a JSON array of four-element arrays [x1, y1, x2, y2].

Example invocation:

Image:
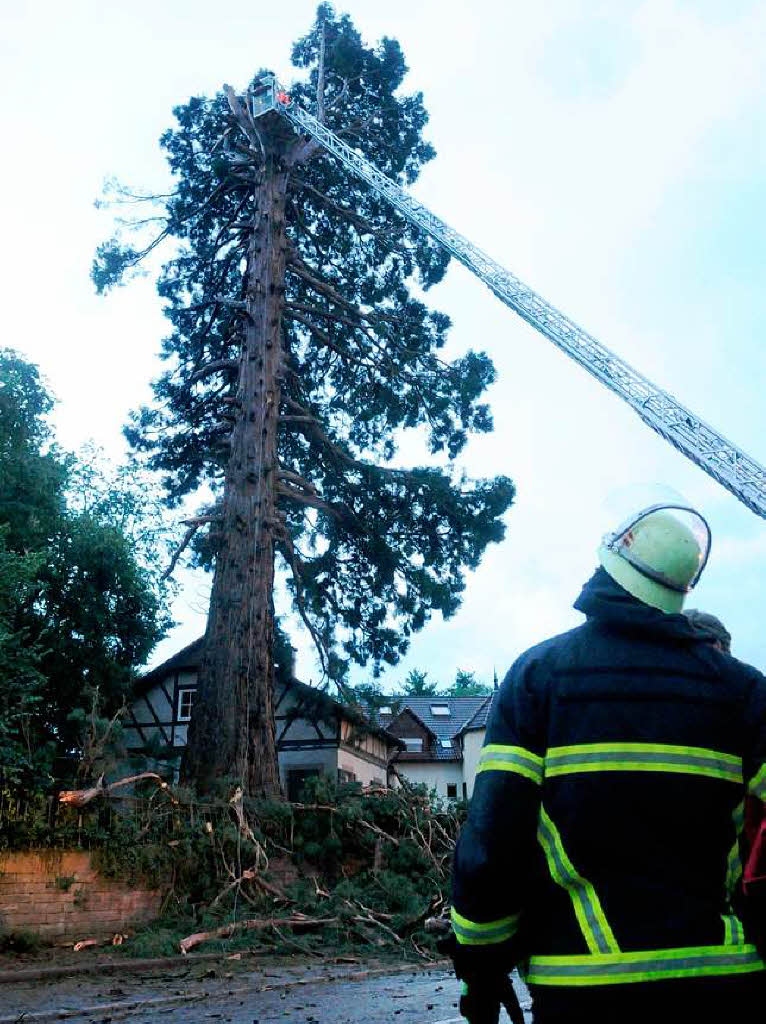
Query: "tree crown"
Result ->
[[93, 5, 515, 682]]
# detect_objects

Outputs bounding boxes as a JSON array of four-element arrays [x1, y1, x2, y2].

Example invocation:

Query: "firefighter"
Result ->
[[448, 503, 766, 1023]]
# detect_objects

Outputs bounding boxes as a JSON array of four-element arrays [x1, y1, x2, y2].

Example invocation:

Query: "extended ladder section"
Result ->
[[251, 78, 766, 519]]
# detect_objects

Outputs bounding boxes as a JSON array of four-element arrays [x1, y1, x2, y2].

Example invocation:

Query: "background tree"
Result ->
[[0, 350, 168, 790], [399, 668, 441, 697], [0, 529, 46, 788], [93, 4, 515, 797], [446, 669, 492, 696]]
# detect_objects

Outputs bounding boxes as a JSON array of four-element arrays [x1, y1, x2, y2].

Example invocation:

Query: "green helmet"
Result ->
[[598, 504, 711, 614]]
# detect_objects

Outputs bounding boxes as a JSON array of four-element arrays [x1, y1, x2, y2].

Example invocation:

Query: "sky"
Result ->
[[2, 0, 766, 687]]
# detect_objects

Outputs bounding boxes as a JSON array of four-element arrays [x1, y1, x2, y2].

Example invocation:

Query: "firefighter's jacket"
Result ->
[[451, 568, 766, 991]]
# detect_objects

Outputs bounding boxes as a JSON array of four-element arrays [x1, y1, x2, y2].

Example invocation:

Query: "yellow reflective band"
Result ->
[[537, 807, 620, 955], [450, 907, 521, 946], [726, 800, 745, 896], [476, 744, 544, 785], [722, 915, 745, 947], [527, 944, 764, 987], [748, 763, 766, 799], [545, 743, 742, 783]]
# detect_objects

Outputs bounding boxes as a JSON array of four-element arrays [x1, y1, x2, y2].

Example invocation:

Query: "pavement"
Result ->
[[0, 958, 533, 1022]]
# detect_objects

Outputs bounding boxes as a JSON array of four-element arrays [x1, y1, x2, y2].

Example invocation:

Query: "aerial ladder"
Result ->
[[251, 77, 766, 520]]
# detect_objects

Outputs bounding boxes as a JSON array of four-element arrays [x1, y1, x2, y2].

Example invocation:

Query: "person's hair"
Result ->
[[684, 609, 731, 653]]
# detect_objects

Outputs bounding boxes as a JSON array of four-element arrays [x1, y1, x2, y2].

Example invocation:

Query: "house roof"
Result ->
[[137, 637, 206, 693], [379, 696, 491, 761], [459, 694, 495, 733], [136, 637, 402, 749]]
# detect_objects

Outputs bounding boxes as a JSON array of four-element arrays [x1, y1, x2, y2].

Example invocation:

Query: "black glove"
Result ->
[[438, 933, 525, 1024]]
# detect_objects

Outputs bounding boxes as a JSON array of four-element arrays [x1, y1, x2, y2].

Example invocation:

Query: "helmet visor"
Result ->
[[603, 504, 711, 593]]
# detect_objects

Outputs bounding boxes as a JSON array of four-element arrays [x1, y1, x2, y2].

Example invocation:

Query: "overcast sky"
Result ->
[[3, 0, 766, 686]]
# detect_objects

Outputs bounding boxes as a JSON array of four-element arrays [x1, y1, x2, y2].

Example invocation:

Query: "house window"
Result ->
[[462, 782, 467, 799], [380, 706, 392, 715], [447, 783, 458, 799], [177, 688, 195, 722], [338, 769, 356, 785], [431, 705, 451, 717], [402, 737, 423, 752], [440, 738, 453, 750]]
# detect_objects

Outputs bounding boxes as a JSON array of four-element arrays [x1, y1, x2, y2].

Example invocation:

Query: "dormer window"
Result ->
[[402, 737, 423, 752], [380, 706, 392, 715], [431, 705, 451, 717]]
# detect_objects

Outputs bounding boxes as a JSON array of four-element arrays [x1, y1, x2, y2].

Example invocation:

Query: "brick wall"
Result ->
[[0, 850, 161, 942]]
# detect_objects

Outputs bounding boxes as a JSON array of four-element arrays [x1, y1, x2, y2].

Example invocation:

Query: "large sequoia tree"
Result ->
[[94, 5, 515, 797]]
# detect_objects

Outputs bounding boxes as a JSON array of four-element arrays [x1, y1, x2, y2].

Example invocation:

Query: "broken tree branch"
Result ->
[[161, 523, 199, 581], [59, 773, 172, 808], [224, 84, 263, 155], [179, 915, 337, 954]]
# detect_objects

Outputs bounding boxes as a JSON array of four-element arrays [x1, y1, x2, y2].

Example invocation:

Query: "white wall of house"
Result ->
[[340, 720, 389, 763], [123, 681, 174, 750], [396, 760, 464, 799], [279, 746, 339, 790], [338, 747, 387, 787], [462, 728, 487, 798]]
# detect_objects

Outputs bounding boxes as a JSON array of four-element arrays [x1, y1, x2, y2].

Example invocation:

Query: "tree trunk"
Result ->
[[182, 149, 288, 798]]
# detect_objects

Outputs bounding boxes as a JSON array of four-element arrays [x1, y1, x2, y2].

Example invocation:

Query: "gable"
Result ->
[[386, 708, 434, 743]]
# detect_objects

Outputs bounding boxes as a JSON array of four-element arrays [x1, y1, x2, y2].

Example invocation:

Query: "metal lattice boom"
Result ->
[[252, 79, 766, 519]]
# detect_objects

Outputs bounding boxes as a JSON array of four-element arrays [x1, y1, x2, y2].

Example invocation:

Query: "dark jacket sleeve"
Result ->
[[450, 651, 546, 964]]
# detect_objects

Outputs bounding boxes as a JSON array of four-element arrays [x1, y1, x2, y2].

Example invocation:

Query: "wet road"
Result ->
[[132, 968, 531, 1023], [2, 961, 532, 1022]]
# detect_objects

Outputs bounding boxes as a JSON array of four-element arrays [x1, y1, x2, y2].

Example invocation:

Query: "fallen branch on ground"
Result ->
[[179, 915, 338, 954]]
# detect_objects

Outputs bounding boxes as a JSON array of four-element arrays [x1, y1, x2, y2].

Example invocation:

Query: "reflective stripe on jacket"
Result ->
[[451, 568, 766, 990]]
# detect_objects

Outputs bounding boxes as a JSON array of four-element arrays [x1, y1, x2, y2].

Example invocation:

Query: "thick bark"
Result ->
[[182, 147, 288, 798]]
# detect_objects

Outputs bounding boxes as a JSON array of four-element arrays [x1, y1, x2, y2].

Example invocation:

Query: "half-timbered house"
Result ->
[[124, 639, 402, 797]]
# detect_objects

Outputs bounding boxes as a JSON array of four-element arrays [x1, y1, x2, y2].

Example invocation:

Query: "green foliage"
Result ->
[[0, 349, 170, 793], [446, 669, 492, 696], [122, 922, 188, 959], [390, 666, 492, 697], [0, 529, 48, 787], [94, 4, 515, 683], [92, 239, 147, 296], [400, 668, 440, 696]]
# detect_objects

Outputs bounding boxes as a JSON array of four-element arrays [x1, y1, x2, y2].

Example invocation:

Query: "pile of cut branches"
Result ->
[[57, 773, 463, 959]]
